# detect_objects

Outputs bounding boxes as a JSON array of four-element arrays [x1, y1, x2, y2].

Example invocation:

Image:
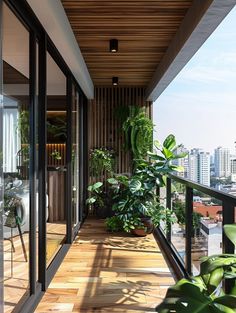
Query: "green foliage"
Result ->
[[51, 150, 62, 160], [224, 224, 236, 246], [86, 181, 104, 207], [173, 199, 203, 235], [173, 200, 186, 225], [156, 225, 236, 313], [121, 106, 154, 159], [89, 148, 115, 177], [193, 211, 203, 235], [105, 215, 123, 232], [47, 117, 67, 141], [106, 134, 185, 233]]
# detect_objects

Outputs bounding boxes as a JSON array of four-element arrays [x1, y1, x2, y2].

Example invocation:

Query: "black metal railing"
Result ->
[[155, 174, 236, 279]]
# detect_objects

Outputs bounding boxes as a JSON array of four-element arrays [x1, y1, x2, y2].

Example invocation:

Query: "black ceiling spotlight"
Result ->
[[112, 77, 118, 86], [110, 39, 118, 53]]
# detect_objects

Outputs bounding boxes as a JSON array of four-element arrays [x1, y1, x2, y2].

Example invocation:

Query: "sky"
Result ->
[[153, 6, 236, 155]]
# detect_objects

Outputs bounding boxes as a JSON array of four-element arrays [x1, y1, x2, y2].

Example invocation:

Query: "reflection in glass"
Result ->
[[171, 182, 186, 263], [2, 3, 30, 311], [46, 53, 67, 266], [191, 190, 222, 275]]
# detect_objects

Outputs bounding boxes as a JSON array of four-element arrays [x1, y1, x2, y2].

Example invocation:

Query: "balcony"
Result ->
[[34, 174, 236, 312], [1, 1, 236, 313]]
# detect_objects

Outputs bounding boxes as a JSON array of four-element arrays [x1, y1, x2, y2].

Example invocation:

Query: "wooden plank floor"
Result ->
[[4, 223, 66, 313], [35, 219, 175, 313]]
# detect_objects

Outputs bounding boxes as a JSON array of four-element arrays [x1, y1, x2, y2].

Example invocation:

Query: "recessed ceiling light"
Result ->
[[110, 39, 118, 53], [112, 77, 118, 86]]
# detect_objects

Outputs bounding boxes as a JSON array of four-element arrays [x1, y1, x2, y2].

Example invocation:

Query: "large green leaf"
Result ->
[[200, 255, 236, 275], [147, 151, 166, 161], [107, 178, 118, 185], [156, 278, 236, 313], [86, 197, 96, 204], [93, 181, 103, 188], [214, 295, 236, 308], [208, 268, 224, 294], [116, 175, 129, 186], [224, 224, 236, 246], [129, 179, 142, 193], [162, 147, 174, 159], [163, 134, 176, 150]]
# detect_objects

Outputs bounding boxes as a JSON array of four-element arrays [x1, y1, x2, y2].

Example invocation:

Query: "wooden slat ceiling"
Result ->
[[61, 0, 193, 86]]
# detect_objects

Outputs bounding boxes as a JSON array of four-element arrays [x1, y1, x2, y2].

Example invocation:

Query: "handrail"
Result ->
[[156, 173, 236, 280], [169, 173, 236, 204]]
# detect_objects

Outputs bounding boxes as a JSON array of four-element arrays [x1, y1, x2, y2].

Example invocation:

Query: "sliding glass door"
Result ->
[[0, 1, 88, 312], [46, 52, 67, 266], [2, 3, 31, 311]]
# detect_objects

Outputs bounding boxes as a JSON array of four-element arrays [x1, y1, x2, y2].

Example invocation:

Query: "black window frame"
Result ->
[[1, 0, 88, 312]]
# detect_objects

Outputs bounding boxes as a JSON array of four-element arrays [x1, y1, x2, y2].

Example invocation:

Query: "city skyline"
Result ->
[[153, 6, 236, 154], [172, 144, 236, 158]]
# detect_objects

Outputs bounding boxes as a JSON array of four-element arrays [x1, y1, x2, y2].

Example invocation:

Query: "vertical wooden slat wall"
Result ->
[[88, 86, 153, 184]]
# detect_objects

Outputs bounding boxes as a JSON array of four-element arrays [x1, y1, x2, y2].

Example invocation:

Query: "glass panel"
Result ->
[[46, 52, 67, 266], [2, 3, 30, 311], [171, 182, 186, 263], [0, 0, 4, 307], [191, 190, 223, 275], [72, 85, 79, 226]]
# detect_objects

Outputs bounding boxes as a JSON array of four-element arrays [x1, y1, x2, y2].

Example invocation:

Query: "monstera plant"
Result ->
[[156, 224, 236, 313], [106, 134, 187, 234]]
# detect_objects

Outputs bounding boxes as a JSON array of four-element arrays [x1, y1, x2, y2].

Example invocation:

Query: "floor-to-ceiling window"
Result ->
[[46, 52, 67, 266], [2, 3, 30, 311], [0, 1, 87, 312]]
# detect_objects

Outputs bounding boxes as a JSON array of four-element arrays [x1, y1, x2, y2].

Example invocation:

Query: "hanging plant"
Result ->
[[122, 106, 154, 159]]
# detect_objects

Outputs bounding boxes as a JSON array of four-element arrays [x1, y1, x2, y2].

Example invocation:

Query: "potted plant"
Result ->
[[87, 147, 116, 217], [156, 224, 236, 313], [86, 181, 105, 217], [106, 134, 187, 235]]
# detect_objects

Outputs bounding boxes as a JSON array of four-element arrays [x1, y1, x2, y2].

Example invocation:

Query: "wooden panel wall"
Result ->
[[48, 171, 66, 222], [47, 144, 66, 167], [88, 86, 152, 183]]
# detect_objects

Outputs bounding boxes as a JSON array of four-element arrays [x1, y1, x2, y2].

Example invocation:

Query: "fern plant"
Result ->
[[122, 106, 154, 159]]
